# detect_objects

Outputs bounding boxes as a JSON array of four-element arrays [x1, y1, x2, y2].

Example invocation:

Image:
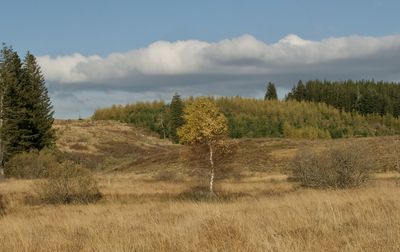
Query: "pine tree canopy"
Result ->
[[286, 79, 400, 117], [22, 52, 55, 149], [265, 82, 278, 100], [0, 45, 55, 167]]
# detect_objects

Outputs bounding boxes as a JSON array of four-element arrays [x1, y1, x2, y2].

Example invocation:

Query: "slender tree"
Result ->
[[168, 93, 184, 143], [264, 82, 278, 100], [178, 98, 228, 194]]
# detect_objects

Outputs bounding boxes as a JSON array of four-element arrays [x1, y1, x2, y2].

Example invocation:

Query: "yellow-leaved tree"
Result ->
[[177, 98, 229, 194]]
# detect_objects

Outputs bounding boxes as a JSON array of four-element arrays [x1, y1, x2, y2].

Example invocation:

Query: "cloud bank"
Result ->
[[37, 34, 400, 118]]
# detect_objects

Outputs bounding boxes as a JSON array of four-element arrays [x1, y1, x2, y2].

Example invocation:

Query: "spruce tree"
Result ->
[[295, 80, 306, 101], [168, 93, 184, 143], [0, 45, 11, 175], [264, 82, 278, 100], [22, 52, 55, 149], [0, 47, 55, 175], [1, 48, 29, 162]]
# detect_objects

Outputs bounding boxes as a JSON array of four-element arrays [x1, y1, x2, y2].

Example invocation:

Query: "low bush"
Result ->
[[291, 143, 375, 188], [35, 162, 101, 204], [0, 194, 7, 216], [5, 149, 59, 179]]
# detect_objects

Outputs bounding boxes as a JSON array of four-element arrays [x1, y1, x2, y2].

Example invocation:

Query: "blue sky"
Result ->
[[2, 0, 400, 118], [4, 0, 400, 56]]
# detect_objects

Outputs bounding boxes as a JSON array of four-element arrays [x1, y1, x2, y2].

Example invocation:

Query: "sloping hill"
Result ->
[[54, 120, 400, 176], [54, 120, 182, 173], [92, 97, 400, 139]]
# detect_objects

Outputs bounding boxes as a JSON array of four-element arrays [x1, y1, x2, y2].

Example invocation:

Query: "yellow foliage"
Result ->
[[178, 98, 228, 145]]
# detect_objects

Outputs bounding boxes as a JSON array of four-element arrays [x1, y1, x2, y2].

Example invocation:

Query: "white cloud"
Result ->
[[37, 34, 400, 118], [38, 34, 400, 84]]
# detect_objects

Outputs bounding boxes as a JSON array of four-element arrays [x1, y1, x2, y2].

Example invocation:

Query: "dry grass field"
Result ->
[[1, 120, 400, 251]]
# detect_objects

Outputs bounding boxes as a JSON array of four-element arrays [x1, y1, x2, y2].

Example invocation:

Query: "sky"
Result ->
[[1, 0, 400, 118]]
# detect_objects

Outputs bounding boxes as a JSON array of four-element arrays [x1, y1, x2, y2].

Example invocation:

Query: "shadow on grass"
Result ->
[[176, 185, 250, 202], [0, 194, 7, 217]]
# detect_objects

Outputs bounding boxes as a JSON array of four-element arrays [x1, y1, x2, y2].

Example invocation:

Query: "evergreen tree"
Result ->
[[168, 93, 184, 143], [1, 48, 29, 162], [264, 82, 278, 100], [22, 52, 55, 149], [0, 46, 55, 174], [286, 79, 400, 118], [295, 80, 306, 100], [0, 45, 12, 175]]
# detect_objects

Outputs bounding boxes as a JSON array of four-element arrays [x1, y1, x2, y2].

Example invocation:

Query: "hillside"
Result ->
[[92, 97, 400, 140], [54, 120, 181, 173], [54, 120, 400, 176]]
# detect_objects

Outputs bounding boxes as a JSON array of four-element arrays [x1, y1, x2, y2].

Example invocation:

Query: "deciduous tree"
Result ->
[[178, 98, 229, 194]]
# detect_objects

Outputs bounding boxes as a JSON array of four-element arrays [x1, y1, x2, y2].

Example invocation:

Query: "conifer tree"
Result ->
[[0, 45, 12, 176], [22, 52, 55, 149], [168, 93, 184, 143], [295, 80, 306, 100], [1, 47, 28, 162], [0, 46, 55, 175], [264, 82, 278, 100]]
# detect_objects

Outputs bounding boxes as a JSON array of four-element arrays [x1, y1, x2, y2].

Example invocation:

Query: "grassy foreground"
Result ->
[[1, 120, 400, 251], [1, 173, 400, 251]]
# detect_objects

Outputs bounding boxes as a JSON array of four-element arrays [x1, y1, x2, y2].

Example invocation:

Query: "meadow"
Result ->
[[1, 120, 400, 251]]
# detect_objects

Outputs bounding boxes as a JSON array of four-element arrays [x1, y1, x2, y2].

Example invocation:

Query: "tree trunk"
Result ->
[[0, 94, 3, 179], [160, 118, 166, 139], [209, 143, 214, 194]]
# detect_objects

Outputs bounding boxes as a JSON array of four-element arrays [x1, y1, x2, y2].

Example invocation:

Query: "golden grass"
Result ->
[[1, 174, 400, 251], [1, 120, 399, 251]]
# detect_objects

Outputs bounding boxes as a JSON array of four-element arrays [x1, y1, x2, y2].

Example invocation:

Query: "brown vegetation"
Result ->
[[0, 175, 400, 251], [5, 149, 59, 179], [0, 194, 7, 216], [53, 120, 400, 175], [35, 162, 101, 204], [0, 120, 399, 251], [291, 143, 375, 188]]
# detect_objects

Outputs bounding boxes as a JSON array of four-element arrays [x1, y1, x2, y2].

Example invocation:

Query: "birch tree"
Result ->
[[177, 98, 228, 194]]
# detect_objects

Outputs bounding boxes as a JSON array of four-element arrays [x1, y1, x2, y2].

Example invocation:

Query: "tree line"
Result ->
[[285, 80, 400, 117], [93, 94, 400, 141], [0, 45, 55, 176]]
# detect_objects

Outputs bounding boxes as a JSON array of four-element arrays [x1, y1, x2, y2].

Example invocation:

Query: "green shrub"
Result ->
[[35, 162, 101, 204], [291, 143, 374, 188], [5, 149, 59, 179]]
